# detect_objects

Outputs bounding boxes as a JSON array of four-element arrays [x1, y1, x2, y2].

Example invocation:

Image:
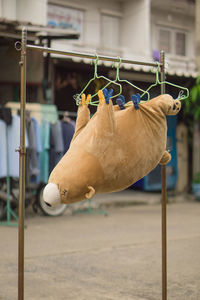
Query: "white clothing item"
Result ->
[[7, 115, 28, 177], [0, 120, 7, 178]]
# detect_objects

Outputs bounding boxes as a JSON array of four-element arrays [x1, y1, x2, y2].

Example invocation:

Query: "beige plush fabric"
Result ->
[[48, 91, 181, 204]]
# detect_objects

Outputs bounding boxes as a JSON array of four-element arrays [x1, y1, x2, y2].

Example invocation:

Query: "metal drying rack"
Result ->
[[17, 27, 167, 300]]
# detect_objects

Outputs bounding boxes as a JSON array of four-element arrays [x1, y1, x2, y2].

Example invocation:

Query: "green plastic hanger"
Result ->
[[113, 57, 150, 102], [74, 55, 122, 106], [141, 62, 189, 101]]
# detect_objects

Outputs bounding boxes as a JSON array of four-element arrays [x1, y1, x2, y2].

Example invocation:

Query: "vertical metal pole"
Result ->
[[160, 50, 167, 300], [18, 27, 27, 300]]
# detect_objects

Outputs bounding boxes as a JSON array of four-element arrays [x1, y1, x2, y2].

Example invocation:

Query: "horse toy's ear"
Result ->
[[159, 151, 171, 165], [85, 186, 96, 199]]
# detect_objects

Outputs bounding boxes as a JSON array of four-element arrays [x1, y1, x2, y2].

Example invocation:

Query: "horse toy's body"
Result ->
[[43, 91, 181, 206]]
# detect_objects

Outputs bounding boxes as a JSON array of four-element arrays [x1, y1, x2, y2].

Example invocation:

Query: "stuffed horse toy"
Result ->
[[43, 91, 181, 206]]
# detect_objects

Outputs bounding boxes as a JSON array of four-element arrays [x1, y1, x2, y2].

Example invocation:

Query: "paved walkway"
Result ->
[[0, 191, 200, 300]]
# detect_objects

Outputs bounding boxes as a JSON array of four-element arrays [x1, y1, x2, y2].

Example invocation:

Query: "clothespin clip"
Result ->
[[81, 94, 86, 106], [103, 88, 113, 104], [116, 95, 125, 110], [81, 94, 91, 106], [131, 93, 140, 110], [98, 90, 105, 105]]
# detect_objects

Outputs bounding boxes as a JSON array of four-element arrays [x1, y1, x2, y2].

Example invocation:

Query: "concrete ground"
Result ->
[[0, 190, 200, 300]]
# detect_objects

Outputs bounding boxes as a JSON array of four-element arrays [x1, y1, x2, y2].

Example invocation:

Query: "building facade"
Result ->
[[0, 0, 197, 191], [0, 0, 197, 107]]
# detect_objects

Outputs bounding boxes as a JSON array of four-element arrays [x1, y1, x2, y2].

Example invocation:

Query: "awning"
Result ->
[[0, 18, 80, 42], [66, 55, 199, 79], [16, 24, 80, 41]]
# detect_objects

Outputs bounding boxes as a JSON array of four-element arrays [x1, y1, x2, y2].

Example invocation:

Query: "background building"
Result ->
[[0, 0, 196, 105], [0, 0, 197, 191]]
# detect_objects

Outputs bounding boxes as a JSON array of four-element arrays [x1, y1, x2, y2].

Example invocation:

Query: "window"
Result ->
[[159, 29, 171, 53], [176, 32, 186, 56], [157, 26, 187, 57], [101, 14, 120, 48]]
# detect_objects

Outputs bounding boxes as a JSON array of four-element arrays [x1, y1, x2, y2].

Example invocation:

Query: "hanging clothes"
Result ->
[[40, 104, 58, 183], [26, 115, 42, 183], [7, 114, 29, 178], [0, 103, 77, 183], [63, 111, 76, 127], [27, 118, 39, 178], [41, 104, 58, 123], [6, 102, 42, 124], [32, 117, 42, 184], [40, 120, 50, 183], [0, 107, 12, 178], [49, 120, 64, 173], [61, 119, 75, 154], [0, 107, 12, 125]]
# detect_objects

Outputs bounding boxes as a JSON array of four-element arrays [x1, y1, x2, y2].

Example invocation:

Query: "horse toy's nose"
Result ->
[[43, 183, 61, 207]]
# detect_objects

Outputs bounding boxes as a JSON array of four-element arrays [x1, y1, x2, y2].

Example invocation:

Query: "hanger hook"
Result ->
[[116, 57, 122, 80], [154, 62, 161, 84], [93, 53, 99, 78], [178, 90, 184, 100]]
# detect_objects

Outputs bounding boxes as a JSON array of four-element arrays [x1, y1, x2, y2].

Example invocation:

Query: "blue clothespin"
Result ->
[[131, 93, 140, 110], [116, 95, 125, 110], [103, 88, 113, 104]]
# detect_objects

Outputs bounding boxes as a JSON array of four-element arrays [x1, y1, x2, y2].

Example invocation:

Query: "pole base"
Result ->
[[0, 221, 18, 227]]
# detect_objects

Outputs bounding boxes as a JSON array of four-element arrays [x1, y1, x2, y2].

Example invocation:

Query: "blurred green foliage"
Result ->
[[184, 76, 200, 120], [193, 172, 200, 183]]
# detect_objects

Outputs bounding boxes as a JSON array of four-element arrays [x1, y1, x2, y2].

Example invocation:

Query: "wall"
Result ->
[[0, 0, 16, 19], [50, 0, 122, 55], [16, 0, 47, 25], [0, 0, 47, 24], [121, 0, 151, 60], [151, 5, 195, 74], [0, 0, 196, 101], [151, 7, 195, 55]]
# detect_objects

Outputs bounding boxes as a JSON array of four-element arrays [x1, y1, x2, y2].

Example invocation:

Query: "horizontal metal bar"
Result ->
[[26, 44, 159, 68]]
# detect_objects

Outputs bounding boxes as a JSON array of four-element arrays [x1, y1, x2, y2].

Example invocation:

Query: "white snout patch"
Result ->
[[43, 183, 61, 207]]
